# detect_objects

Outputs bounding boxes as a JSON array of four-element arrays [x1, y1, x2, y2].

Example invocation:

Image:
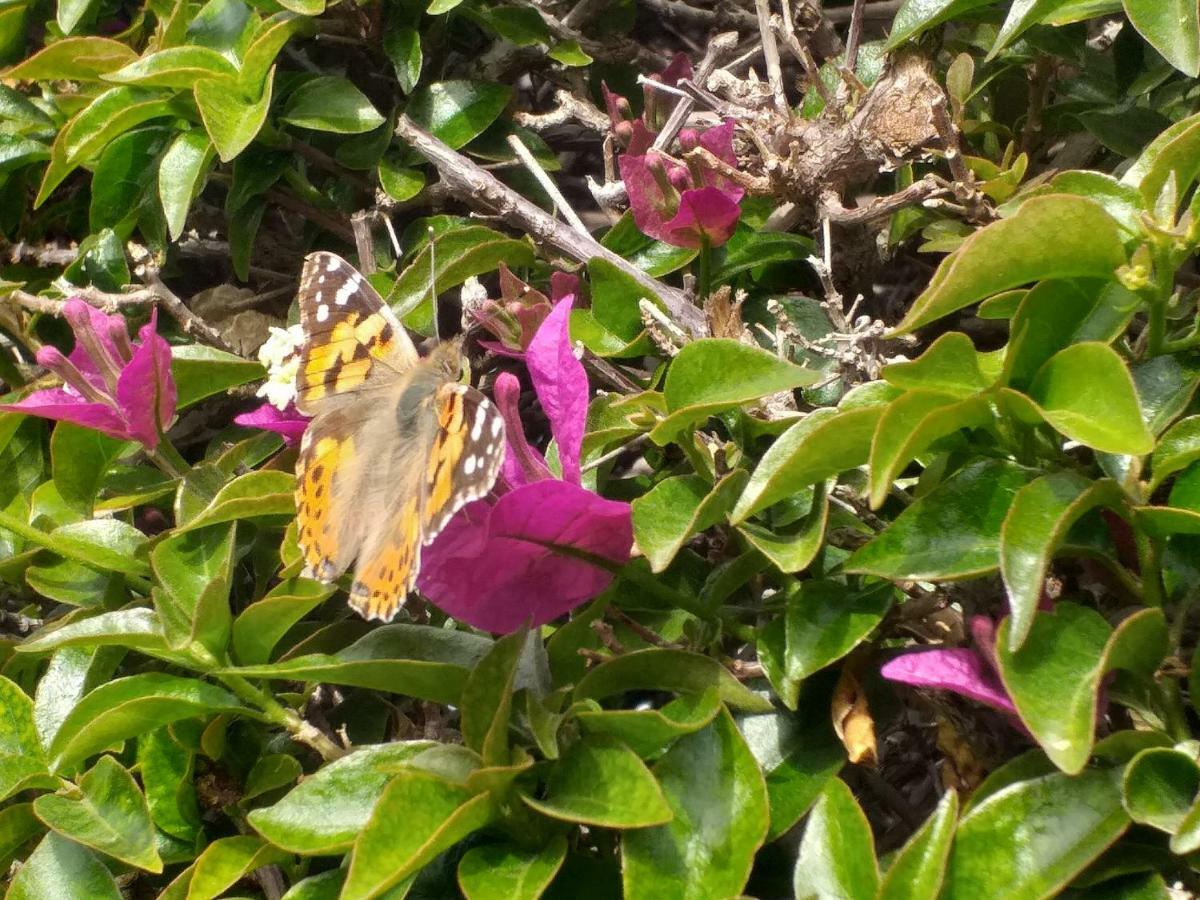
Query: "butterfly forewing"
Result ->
[[295, 251, 417, 414]]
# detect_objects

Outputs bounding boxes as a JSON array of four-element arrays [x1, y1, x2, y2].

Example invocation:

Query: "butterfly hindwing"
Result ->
[[295, 251, 417, 413]]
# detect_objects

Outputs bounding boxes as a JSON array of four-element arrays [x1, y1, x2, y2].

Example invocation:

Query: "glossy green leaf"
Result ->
[[868, 391, 993, 508], [712, 230, 814, 282], [890, 196, 1127, 335], [46, 519, 148, 577], [631, 470, 746, 572], [522, 735, 670, 827], [1025, 343, 1154, 455], [1124, 0, 1200, 77], [652, 339, 819, 443], [588, 255, 660, 345], [152, 524, 235, 656], [383, 22, 421, 93], [105, 46, 238, 88], [137, 728, 201, 843], [16, 609, 185, 666], [58, 0, 100, 35], [188, 835, 290, 900], [458, 836, 567, 900], [220, 624, 491, 704], [1000, 473, 1124, 650], [47, 673, 247, 771], [848, 459, 1035, 580], [342, 769, 494, 900], [405, 80, 511, 149], [735, 481, 829, 574], [1122, 747, 1200, 834], [460, 628, 525, 765], [997, 605, 1167, 773], [171, 344, 265, 408], [50, 425, 124, 516], [731, 405, 882, 523], [574, 648, 773, 713], [5, 37, 137, 80], [942, 768, 1129, 898], [575, 687, 722, 759], [885, 0, 996, 48], [194, 70, 274, 162], [232, 578, 334, 665], [6, 832, 121, 900], [878, 790, 958, 900], [623, 709, 767, 900], [0, 803, 41, 871], [248, 742, 436, 853], [794, 778, 878, 900], [239, 13, 310, 95], [33, 755, 161, 871], [159, 130, 215, 240], [1151, 415, 1200, 492], [243, 752, 302, 800], [33, 647, 122, 754], [177, 469, 294, 531], [281, 75, 385, 133], [883, 332, 990, 397], [0, 675, 52, 803]]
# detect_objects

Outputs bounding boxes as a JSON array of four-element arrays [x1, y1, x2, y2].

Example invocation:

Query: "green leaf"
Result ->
[[731, 405, 883, 523], [239, 13, 311, 96], [137, 728, 201, 843], [0, 675, 52, 803], [877, 790, 958, 900], [58, 0, 100, 34], [16, 609, 186, 666], [460, 628, 525, 765], [885, 0, 996, 48], [37, 88, 179, 206], [1151, 415, 1200, 492], [232, 578, 334, 665], [1126, 112, 1200, 206], [104, 46, 239, 89], [623, 709, 768, 900], [178, 469, 294, 531], [5, 37, 137, 80], [889, 196, 1127, 335], [1123, 0, 1200, 77], [470, 6, 549, 45], [1122, 748, 1200, 834], [1025, 343, 1154, 455], [588, 255, 660, 345], [342, 769, 494, 900], [1000, 473, 1124, 650], [547, 39, 592, 66], [247, 742, 436, 854], [32, 648, 122, 763], [712, 230, 815, 282], [632, 471, 746, 572], [151, 524, 235, 656], [575, 688, 723, 759], [0, 804, 42, 872], [867, 391, 993, 508], [652, 339, 819, 444], [188, 835, 290, 900], [47, 519, 149, 577], [883, 332, 991, 397], [735, 483, 829, 574], [383, 23, 422, 94], [171, 343, 265, 409], [574, 648, 773, 714], [194, 70, 274, 162], [159, 131, 215, 241], [219, 625, 491, 704], [458, 837, 567, 900], [847, 459, 1035, 580], [405, 80, 512, 149], [378, 157, 425, 201], [387, 223, 534, 334], [793, 778, 879, 900], [522, 735, 670, 827], [767, 582, 892, 710], [50, 425, 125, 516], [0, 134, 49, 174], [47, 673, 247, 771], [280, 75, 385, 133], [998, 605, 1167, 773], [243, 752, 302, 800], [942, 768, 1129, 898], [6, 832, 121, 900], [33, 755, 161, 871]]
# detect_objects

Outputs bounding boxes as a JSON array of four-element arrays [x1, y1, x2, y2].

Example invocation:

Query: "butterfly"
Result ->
[[293, 251, 506, 622]]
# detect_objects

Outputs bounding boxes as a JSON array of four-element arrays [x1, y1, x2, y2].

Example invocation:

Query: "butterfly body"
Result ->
[[293, 251, 505, 621]]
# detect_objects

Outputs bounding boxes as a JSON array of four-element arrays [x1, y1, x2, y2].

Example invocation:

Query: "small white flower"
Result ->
[[255, 324, 305, 410]]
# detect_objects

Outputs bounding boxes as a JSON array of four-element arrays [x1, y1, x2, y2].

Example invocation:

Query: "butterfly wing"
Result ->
[[294, 251, 418, 416], [347, 379, 506, 622]]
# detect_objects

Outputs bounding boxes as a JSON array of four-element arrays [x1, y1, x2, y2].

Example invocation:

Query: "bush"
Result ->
[[2, 0, 1200, 897]]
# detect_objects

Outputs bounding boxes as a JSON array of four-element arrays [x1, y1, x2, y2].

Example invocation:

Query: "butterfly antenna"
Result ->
[[428, 225, 440, 343]]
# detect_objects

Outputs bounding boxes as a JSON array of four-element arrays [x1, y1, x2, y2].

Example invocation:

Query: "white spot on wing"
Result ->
[[316, 304, 330, 323], [325, 257, 339, 273], [335, 272, 362, 306], [464, 455, 477, 475], [490, 416, 503, 437], [470, 408, 486, 440]]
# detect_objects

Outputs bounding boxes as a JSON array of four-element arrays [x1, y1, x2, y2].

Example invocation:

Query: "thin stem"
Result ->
[[1135, 531, 1165, 607], [146, 435, 191, 480], [697, 236, 713, 303], [0, 508, 154, 594], [1145, 295, 1167, 357], [218, 673, 347, 761]]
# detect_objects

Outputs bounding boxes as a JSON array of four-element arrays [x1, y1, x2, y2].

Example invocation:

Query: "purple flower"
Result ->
[[603, 52, 694, 149], [0, 299, 176, 448], [419, 293, 633, 633], [234, 402, 309, 447], [881, 616, 1019, 718], [618, 119, 745, 248], [472, 266, 580, 358]]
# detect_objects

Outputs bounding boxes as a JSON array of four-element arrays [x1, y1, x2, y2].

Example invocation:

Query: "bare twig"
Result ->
[[506, 134, 591, 236], [652, 32, 740, 152], [395, 115, 708, 337], [775, 21, 833, 108], [844, 0, 867, 74], [129, 244, 231, 350], [754, 0, 790, 117], [513, 89, 609, 134], [818, 177, 944, 225]]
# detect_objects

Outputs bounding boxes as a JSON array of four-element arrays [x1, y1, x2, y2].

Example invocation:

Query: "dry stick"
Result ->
[[394, 115, 709, 338], [755, 0, 791, 118], [521, 0, 671, 71], [826, 0, 902, 24], [506, 133, 591, 236], [129, 244, 231, 350], [844, 0, 867, 74], [775, 22, 833, 108], [819, 177, 945, 225]]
